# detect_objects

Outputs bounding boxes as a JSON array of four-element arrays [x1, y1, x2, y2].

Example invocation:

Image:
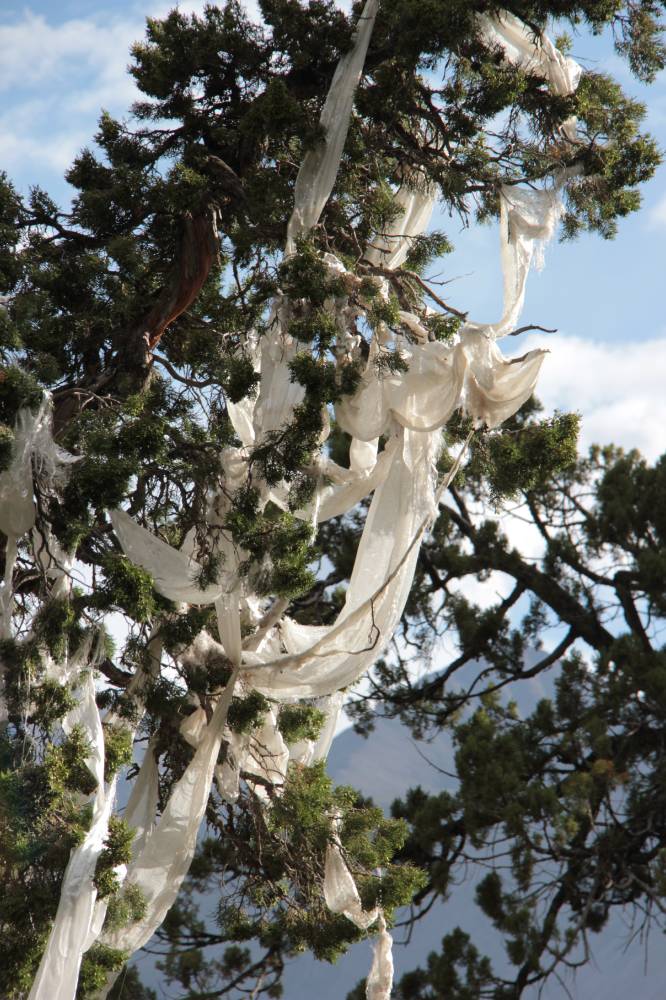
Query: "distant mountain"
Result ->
[[280, 664, 666, 1000], [130, 665, 666, 998]]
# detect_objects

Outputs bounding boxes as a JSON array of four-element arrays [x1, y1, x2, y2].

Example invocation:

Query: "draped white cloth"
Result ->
[[364, 179, 436, 271], [365, 913, 394, 1000], [0, 399, 79, 640], [285, 0, 379, 254], [324, 832, 379, 931], [29, 673, 117, 1000], [100, 671, 238, 957]]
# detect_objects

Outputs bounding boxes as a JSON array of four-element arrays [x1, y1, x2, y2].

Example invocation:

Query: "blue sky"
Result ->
[[2, 0, 666, 460]]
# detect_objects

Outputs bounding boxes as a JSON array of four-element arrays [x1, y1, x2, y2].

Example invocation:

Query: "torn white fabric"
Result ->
[[462, 332, 547, 428], [286, 690, 344, 767], [252, 300, 305, 442], [286, 0, 380, 253], [0, 533, 17, 645], [479, 10, 581, 137], [0, 398, 79, 540], [100, 671, 238, 956], [324, 820, 379, 930], [0, 401, 78, 640], [336, 340, 467, 440], [215, 727, 249, 803], [123, 744, 160, 860], [465, 12, 582, 340], [365, 913, 394, 1000], [242, 708, 290, 801], [364, 179, 437, 271], [110, 509, 226, 604], [242, 427, 440, 699], [313, 690, 345, 762], [461, 181, 566, 341], [29, 672, 116, 1000]]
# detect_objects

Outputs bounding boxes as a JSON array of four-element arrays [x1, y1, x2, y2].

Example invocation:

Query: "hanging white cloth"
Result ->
[[285, 0, 380, 254], [479, 11, 581, 135], [463, 12, 582, 340], [29, 673, 116, 1000], [109, 509, 226, 605], [324, 840, 379, 931], [99, 670, 238, 957], [323, 815, 394, 1000], [0, 399, 79, 639], [364, 179, 437, 271], [365, 913, 394, 1000]]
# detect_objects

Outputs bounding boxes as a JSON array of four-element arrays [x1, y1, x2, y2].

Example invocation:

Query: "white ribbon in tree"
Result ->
[[364, 176, 437, 271], [323, 815, 394, 1000], [465, 11, 582, 340], [110, 509, 226, 605], [0, 399, 79, 640], [324, 840, 379, 931], [365, 913, 394, 1000], [285, 0, 379, 254], [99, 669, 239, 958], [29, 672, 117, 1000]]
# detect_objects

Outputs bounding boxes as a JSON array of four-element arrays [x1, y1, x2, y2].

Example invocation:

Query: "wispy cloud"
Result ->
[[0, 3, 215, 196], [647, 192, 666, 229], [523, 332, 666, 461]]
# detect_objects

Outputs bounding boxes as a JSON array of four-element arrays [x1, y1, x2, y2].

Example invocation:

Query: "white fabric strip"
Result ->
[[98, 669, 238, 957], [364, 180, 437, 271], [365, 913, 394, 1000], [285, 0, 380, 253], [29, 673, 116, 1000], [109, 509, 226, 605]]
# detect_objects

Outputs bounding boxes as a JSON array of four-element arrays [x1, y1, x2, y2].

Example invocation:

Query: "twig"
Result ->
[[509, 324, 557, 336]]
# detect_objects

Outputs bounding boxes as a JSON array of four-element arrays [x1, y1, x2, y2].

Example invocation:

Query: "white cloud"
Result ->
[[523, 332, 666, 461], [0, 3, 214, 193], [0, 0, 354, 193], [648, 192, 666, 229]]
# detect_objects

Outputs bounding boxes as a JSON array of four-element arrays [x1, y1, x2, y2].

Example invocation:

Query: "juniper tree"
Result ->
[[0, 1, 664, 999], [144, 411, 666, 1000]]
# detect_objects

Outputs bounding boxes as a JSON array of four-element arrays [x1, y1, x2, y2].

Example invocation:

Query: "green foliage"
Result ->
[[278, 704, 326, 744], [104, 884, 147, 933], [0, 728, 96, 997], [160, 606, 215, 655], [227, 488, 317, 599], [33, 597, 84, 662], [0, 367, 42, 425], [227, 691, 271, 734], [103, 725, 134, 782], [94, 817, 135, 898], [31, 679, 77, 731], [91, 555, 159, 622], [45, 724, 98, 798], [0, 420, 14, 471], [478, 408, 580, 503], [77, 944, 127, 999]]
